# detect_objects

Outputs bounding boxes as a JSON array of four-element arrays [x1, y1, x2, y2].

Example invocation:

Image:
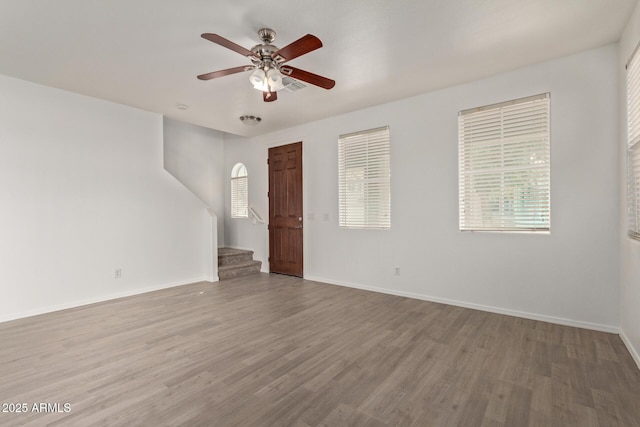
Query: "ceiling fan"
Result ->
[[197, 28, 335, 102]]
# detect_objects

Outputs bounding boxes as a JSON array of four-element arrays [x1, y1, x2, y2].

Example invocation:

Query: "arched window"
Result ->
[[231, 163, 248, 218]]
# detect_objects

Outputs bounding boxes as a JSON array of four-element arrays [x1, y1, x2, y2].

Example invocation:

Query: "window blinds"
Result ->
[[231, 175, 248, 218], [628, 47, 640, 240], [338, 126, 391, 229], [458, 93, 550, 232]]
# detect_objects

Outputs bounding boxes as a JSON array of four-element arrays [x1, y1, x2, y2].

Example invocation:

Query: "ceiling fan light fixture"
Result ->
[[266, 68, 285, 91], [239, 115, 262, 126], [199, 29, 334, 102], [249, 69, 267, 91]]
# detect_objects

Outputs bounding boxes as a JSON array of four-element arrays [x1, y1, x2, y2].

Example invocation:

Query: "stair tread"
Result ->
[[218, 248, 254, 257], [218, 260, 262, 271], [218, 248, 261, 280]]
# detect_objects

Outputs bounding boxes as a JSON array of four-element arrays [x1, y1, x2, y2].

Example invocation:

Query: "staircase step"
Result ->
[[218, 260, 262, 280], [218, 248, 254, 267]]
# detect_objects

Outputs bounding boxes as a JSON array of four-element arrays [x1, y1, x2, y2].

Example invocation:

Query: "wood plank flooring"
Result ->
[[0, 274, 639, 426]]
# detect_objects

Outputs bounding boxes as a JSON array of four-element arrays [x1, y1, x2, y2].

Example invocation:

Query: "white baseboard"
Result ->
[[0, 277, 212, 324], [304, 275, 620, 334], [205, 274, 219, 283], [620, 329, 640, 370]]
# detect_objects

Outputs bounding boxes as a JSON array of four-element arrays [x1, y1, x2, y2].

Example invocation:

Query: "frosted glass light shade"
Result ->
[[266, 68, 285, 91], [249, 69, 267, 91]]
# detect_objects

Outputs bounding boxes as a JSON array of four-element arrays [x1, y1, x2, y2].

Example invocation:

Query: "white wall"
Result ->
[[224, 45, 620, 331], [619, 5, 640, 368], [0, 74, 214, 322], [223, 133, 269, 270], [163, 117, 225, 246]]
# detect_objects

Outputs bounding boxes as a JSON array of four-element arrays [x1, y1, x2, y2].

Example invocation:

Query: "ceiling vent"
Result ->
[[281, 76, 306, 92]]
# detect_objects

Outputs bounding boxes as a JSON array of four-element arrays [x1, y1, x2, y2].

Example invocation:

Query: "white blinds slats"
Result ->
[[338, 126, 391, 229], [631, 144, 640, 239], [459, 93, 550, 232], [231, 176, 248, 218], [628, 46, 640, 239]]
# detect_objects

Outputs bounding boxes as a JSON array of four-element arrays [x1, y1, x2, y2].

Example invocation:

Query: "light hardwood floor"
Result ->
[[0, 274, 639, 426]]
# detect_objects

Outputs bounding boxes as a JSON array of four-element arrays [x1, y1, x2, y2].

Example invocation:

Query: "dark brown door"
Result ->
[[268, 142, 303, 277]]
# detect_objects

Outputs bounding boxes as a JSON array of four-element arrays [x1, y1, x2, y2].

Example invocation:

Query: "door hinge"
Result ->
[[267, 191, 269, 198]]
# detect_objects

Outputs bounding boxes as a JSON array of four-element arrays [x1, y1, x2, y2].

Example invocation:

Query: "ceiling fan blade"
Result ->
[[281, 66, 335, 89], [197, 65, 252, 80], [263, 91, 278, 102], [201, 33, 258, 59], [271, 34, 322, 63]]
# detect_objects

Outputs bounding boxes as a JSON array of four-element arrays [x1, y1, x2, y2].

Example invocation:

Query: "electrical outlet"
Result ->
[[114, 268, 122, 279], [394, 267, 400, 276]]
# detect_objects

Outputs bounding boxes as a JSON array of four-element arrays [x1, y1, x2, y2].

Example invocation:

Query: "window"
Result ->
[[231, 163, 248, 218], [458, 93, 550, 232], [628, 46, 640, 240], [338, 126, 391, 229]]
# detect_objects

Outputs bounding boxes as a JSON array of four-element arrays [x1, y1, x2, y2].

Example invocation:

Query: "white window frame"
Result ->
[[458, 93, 551, 232], [231, 163, 248, 219], [338, 126, 391, 229], [627, 44, 640, 241]]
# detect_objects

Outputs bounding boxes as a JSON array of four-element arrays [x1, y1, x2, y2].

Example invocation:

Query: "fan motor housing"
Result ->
[[251, 44, 279, 59]]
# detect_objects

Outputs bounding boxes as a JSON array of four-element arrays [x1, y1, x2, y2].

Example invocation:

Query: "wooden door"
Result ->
[[268, 142, 303, 277]]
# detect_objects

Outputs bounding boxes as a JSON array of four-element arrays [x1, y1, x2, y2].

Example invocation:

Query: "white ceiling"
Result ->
[[0, 0, 636, 137]]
